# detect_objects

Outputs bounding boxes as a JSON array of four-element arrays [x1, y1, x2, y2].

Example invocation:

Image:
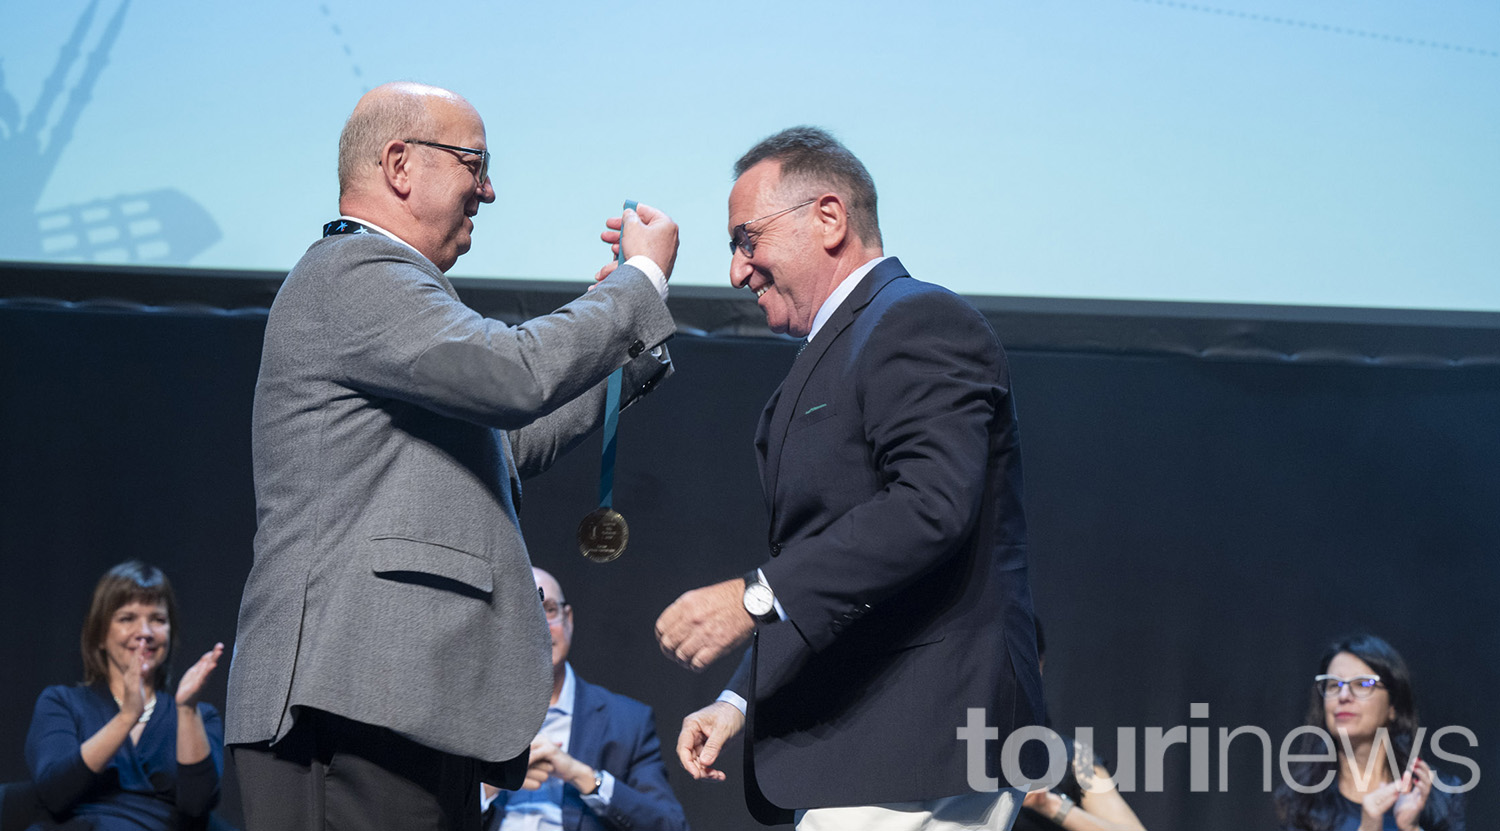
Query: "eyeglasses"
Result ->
[[541, 599, 570, 622], [729, 198, 816, 258], [404, 139, 490, 186], [1314, 674, 1385, 699]]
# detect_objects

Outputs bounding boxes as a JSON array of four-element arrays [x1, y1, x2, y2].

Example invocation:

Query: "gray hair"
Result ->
[[336, 83, 442, 198], [734, 126, 882, 248]]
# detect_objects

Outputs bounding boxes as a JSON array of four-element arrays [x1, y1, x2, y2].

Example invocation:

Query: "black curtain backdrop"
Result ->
[[1, 264, 1495, 830]]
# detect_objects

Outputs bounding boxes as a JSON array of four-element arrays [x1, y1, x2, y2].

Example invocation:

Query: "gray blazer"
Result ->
[[225, 232, 675, 765]]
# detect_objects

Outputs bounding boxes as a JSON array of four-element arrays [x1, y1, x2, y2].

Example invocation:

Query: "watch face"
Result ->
[[744, 583, 775, 616]]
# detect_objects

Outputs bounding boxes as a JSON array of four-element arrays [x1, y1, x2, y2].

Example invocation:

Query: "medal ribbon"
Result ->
[[599, 370, 622, 509], [598, 200, 637, 510]]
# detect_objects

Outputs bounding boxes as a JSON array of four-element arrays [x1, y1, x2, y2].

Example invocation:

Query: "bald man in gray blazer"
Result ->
[[226, 82, 679, 831]]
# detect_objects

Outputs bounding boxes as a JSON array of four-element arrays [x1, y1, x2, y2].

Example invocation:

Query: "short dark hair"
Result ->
[[80, 560, 178, 689], [734, 126, 882, 248]]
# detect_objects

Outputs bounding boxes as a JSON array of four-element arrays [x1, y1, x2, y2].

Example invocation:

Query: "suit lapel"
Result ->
[[754, 385, 781, 506], [564, 677, 608, 831], [567, 676, 608, 764], [760, 258, 909, 518]]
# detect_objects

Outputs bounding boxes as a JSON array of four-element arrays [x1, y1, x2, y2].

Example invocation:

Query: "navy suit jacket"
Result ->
[[730, 258, 1046, 822], [487, 675, 688, 831]]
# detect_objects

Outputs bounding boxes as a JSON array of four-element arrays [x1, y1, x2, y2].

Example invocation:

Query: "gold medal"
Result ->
[[578, 507, 629, 563]]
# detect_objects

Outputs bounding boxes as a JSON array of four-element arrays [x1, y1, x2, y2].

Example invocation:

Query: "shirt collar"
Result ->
[[337, 215, 423, 258], [807, 256, 889, 344]]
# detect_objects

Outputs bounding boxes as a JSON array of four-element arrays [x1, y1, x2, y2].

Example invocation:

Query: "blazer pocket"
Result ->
[[368, 535, 494, 595], [786, 401, 838, 434], [846, 626, 946, 655]]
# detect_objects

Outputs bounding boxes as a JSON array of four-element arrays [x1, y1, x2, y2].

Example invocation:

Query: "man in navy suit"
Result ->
[[483, 568, 689, 831], [655, 127, 1045, 830]]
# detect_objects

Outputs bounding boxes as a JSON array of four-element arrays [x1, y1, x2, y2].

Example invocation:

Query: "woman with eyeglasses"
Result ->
[[1272, 634, 1464, 831], [23, 561, 225, 830]]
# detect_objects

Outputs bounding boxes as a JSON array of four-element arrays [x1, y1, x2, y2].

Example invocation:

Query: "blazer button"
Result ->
[[770, 542, 782, 557], [831, 620, 845, 634], [628, 339, 645, 358]]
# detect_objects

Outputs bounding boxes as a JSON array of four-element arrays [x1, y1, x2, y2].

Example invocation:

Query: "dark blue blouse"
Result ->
[[1310, 786, 1465, 831], [1329, 794, 1398, 831], [24, 684, 222, 831]]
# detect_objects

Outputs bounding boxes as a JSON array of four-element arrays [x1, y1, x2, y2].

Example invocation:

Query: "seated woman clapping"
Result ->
[[1273, 633, 1464, 831], [24, 561, 225, 831]]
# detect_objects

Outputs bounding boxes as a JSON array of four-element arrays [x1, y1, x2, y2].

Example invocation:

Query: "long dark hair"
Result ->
[[1273, 634, 1460, 830], [80, 560, 178, 690]]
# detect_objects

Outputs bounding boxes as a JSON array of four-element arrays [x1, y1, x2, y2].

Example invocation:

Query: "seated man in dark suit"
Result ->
[[482, 568, 689, 831]]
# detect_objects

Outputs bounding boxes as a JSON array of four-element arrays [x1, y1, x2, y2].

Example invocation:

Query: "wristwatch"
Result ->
[[742, 570, 778, 623], [1051, 792, 1074, 823], [588, 769, 603, 796]]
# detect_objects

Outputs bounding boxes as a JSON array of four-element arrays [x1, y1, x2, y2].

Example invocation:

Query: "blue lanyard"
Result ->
[[597, 200, 636, 509]]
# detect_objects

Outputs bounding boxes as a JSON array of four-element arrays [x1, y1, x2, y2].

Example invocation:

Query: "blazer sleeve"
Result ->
[[589, 705, 689, 831], [760, 290, 1009, 652], [321, 248, 675, 433], [508, 342, 673, 481], [25, 686, 99, 815], [173, 702, 224, 818]]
